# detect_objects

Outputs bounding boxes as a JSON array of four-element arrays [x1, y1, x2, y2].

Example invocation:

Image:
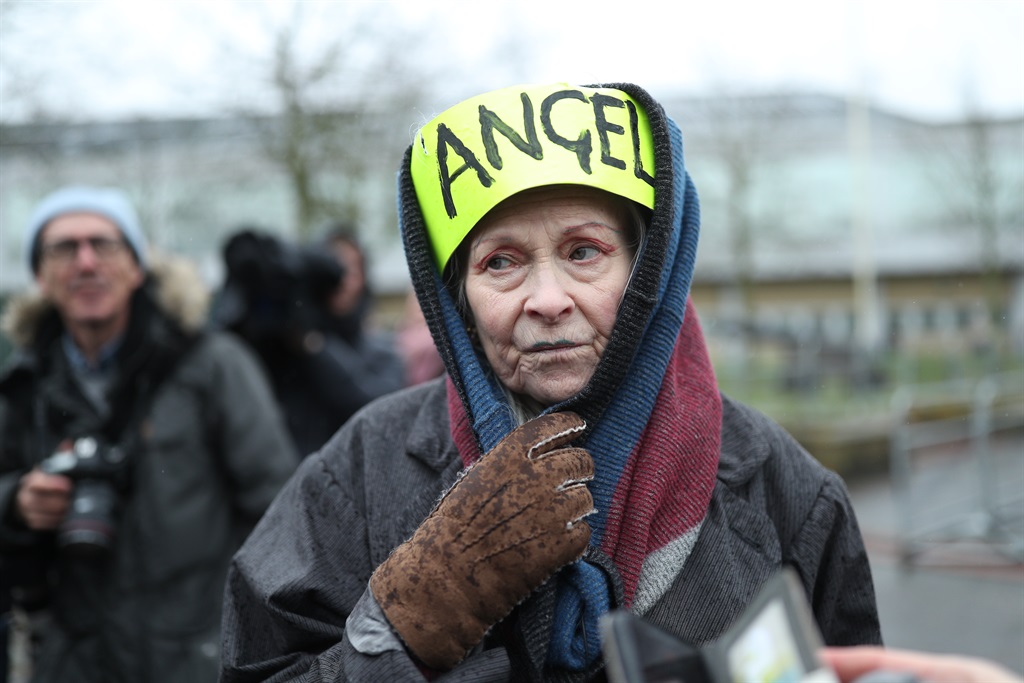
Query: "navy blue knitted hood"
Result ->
[[398, 82, 699, 448]]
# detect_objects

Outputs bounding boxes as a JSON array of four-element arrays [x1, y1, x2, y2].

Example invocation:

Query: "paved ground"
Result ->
[[844, 432, 1024, 675]]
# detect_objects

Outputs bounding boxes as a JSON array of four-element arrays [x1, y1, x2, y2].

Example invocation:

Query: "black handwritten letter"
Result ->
[[627, 101, 655, 187], [540, 90, 593, 175], [436, 124, 494, 219], [591, 94, 627, 171], [479, 93, 543, 171]]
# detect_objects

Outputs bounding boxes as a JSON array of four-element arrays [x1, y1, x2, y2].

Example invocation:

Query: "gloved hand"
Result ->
[[370, 411, 595, 670]]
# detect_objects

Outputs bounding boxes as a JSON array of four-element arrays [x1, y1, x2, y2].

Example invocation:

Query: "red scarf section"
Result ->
[[600, 301, 722, 605]]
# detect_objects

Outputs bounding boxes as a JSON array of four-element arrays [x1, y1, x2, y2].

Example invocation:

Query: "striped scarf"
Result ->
[[448, 298, 721, 670]]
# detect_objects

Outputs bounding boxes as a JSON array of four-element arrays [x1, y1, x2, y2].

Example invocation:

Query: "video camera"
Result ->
[[601, 568, 917, 683], [601, 568, 835, 683], [39, 436, 129, 556], [212, 228, 343, 346]]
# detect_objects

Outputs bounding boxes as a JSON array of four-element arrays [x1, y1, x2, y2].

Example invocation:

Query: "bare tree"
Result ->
[[912, 101, 1024, 359], [0, 1, 82, 187], [1, 0, 57, 124], [684, 91, 800, 356], [204, 0, 545, 245], [206, 2, 441, 242]]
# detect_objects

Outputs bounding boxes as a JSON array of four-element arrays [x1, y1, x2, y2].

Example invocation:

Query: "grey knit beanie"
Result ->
[[25, 185, 148, 273]]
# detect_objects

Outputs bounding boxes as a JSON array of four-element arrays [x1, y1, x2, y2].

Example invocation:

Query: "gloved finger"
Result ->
[[467, 469, 593, 546], [468, 472, 592, 531], [566, 515, 593, 549], [548, 509, 589, 565], [554, 480, 596, 530], [523, 470, 595, 538], [527, 412, 587, 459], [490, 412, 584, 461], [536, 447, 594, 488], [486, 506, 592, 565]]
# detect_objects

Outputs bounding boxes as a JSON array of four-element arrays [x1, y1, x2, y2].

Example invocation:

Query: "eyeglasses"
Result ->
[[40, 237, 128, 263]]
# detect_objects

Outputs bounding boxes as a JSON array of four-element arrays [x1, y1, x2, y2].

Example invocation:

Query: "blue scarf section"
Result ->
[[436, 116, 703, 671]]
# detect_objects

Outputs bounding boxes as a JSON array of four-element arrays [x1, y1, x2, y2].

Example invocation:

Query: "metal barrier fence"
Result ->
[[889, 371, 1024, 566]]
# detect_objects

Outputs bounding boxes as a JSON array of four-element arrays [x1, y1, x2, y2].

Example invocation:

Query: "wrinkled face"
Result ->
[[34, 213, 143, 338], [464, 186, 635, 406]]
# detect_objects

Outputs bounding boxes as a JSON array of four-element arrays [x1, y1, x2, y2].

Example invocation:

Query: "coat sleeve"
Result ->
[[787, 472, 883, 647], [219, 393, 511, 683], [0, 381, 56, 594], [204, 333, 300, 520], [220, 449, 423, 682], [718, 397, 882, 649]]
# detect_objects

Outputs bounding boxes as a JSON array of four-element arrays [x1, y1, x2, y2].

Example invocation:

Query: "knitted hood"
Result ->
[[400, 81, 700, 453], [398, 82, 722, 672]]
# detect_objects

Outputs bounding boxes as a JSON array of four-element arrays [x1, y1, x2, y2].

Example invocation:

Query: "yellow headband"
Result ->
[[410, 83, 656, 272]]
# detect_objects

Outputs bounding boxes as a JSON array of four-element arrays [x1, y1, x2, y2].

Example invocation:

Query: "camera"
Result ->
[[39, 436, 129, 555], [601, 569, 839, 683], [212, 228, 344, 346], [601, 606, 917, 683]]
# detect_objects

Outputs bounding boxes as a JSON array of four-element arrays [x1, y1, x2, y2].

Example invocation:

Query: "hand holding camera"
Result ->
[[22, 436, 130, 555], [16, 465, 73, 531]]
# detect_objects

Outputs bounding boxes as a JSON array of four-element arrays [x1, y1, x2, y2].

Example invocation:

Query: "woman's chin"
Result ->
[[519, 376, 590, 407]]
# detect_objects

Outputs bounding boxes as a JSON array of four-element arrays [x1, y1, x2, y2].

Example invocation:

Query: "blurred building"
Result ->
[[669, 93, 1024, 364], [2, 92, 1022, 361], [0, 111, 405, 294]]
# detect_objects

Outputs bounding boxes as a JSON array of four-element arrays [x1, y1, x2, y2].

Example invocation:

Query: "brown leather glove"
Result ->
[[369, 411, 595, 670]]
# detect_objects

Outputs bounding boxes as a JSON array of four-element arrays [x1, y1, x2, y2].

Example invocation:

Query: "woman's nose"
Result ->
[[523, 265, 574, 322]]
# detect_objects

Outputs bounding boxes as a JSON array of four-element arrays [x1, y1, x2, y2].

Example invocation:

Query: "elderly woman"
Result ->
[[221, 82, 881, 682]]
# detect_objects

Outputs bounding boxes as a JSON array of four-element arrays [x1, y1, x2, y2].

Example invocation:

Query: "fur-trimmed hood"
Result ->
[[1, 251, 210, 350]]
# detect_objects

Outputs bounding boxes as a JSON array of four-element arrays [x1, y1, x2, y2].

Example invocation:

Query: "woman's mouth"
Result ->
[[528, 340, 578, 353]]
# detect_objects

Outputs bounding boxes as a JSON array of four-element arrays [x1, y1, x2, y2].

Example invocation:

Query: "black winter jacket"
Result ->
[[0, 257, 300, 683], [221, 378, 881, 683]]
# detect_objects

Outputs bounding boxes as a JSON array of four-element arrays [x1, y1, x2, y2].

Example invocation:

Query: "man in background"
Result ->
[[213, 224, 405, 456], [0, 186, 299, 683]]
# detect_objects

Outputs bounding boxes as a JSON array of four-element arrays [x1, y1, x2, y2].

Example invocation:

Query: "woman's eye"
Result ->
[[485, 255, 513, 271], [569, 244, 600, 261]]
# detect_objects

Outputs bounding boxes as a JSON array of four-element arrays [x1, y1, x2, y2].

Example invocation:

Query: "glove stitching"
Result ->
[[451, 480, 512, 545], [462, 502, 534, 552], [527, 421, 587, 460], [471, 529, 550, 565], [568, 507, 599, 529], [556, 477, 593, 492]]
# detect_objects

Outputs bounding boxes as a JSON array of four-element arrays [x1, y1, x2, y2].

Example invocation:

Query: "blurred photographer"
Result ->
[[213, 225, 405, 456], [0, 186, 299, 683]]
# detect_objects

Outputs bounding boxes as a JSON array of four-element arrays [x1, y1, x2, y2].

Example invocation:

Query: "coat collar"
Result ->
[[716, 395, 774, 487]]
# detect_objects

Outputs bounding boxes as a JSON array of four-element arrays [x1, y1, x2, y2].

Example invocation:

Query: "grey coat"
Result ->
[[222, 378, 881, 682], [0, 257, 300, 683]]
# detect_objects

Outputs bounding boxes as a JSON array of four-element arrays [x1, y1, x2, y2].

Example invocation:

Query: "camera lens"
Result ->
[[59, 479, 118, 555]]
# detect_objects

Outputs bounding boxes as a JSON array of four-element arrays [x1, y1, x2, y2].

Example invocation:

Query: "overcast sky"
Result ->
[[1, 0, 1022, 123]]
